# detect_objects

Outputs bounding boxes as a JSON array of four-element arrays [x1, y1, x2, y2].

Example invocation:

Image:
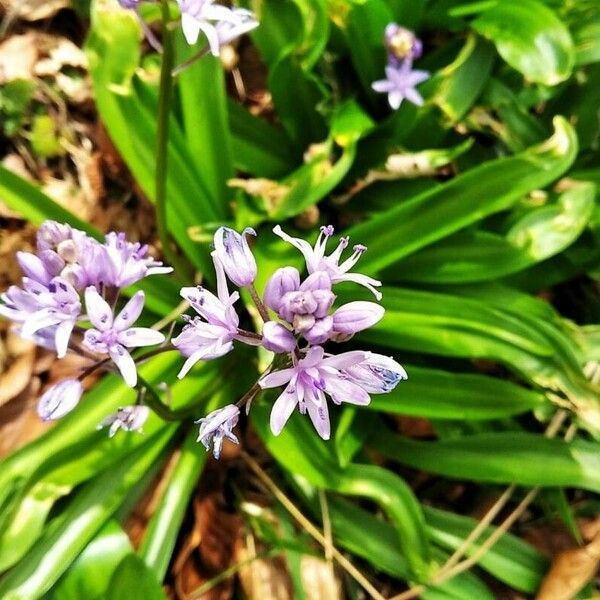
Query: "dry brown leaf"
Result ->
[[300, 555, 342, 600], [237, 544, 292, 600], [0, 0, 70, 21], [0, 349, 35, 406], [0, 32, 39, 83], [536, 534, 600, 600]]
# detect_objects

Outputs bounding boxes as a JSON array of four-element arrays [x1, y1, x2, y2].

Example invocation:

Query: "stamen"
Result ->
[[320, 225, 334, 237]]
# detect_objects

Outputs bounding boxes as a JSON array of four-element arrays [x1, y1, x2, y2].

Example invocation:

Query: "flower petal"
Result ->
[[54, 319, 75, 358], [181, 13, 202, 44], [118, 327, 165, 348], [306, 397, 330, 440], [270, 385, 299, 435], [259, 367, 295, 389], [85, 286, 113, 331], [109, 344, 137, 387], [114, 291, 145, 331]]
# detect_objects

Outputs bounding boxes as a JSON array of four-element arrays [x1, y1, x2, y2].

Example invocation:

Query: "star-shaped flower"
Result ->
[[372, 62, 429, 109]]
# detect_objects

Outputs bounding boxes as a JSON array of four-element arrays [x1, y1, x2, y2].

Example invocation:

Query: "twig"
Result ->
[[241, 452, 386, 600]]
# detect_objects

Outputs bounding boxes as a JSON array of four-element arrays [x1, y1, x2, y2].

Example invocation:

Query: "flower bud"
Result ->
[[332, 301, 385, 335], [263, 267, 300, 312], [343, 353, 407, 393], [312, 289, 336, 318], [37, 379, 83, 421], [17, 252, 52, 286], [293, 313, 316, 333], [303, 316, 334, 345], [262, 321, 297, 353], [213, 227, 257, 287], [299, 270, 331, 292]]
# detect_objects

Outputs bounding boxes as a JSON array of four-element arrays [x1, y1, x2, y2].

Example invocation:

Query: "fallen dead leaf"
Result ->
[[0, 32, 39, 83], [300, 555, 342, 600], [536, 533, 600, 600], [0, 349, 35, 406], [237, 542, 292, 600], [0, 0, 70, 21]]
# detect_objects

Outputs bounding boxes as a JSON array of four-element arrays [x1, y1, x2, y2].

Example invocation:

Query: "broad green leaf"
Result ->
[[138, 428, 209, 581], [268, 53, 328, 149], [373, 430, 600, 492], [107, 555, 166, 600], [573, 14, 600, 65], [53, 521, 133, 600], [227, 99, 297, 177], [346, 117, 577, 273], [472, 0, 574, 85], [295, 0, 330, 69], [175, 33, 233, 208], [368, 365, 546, 419], [252, 399, 432, 579], [0, 429, 174, 600], [423, 506, 547, 593]]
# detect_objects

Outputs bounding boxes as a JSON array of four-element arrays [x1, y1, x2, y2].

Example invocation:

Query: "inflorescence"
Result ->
[[1, 221, 407, 458], [372, 23, 430, 109]]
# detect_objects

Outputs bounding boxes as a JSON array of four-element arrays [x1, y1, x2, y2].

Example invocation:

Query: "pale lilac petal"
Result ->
[[300, 271, 332, 292], [20, 311, 62, 338], [270, 385, 299, 435], [181, 13, 202, 44], [259, 367, 295, 389], [262, 321, 297, 353], [333, 272, 382, 300], [303, 316, 333, 345], [403, 87, 424, 106], [109, 344, 137, 387], [388, 91, 404, 110], [300, 346, 325, 368], [372, 79, 395, 93], [54, 319, 75, 358], [325, 376, 371, 406], [322, 350, 369, 369], [114, 291, 145, 331], [85, 286, 113, 331], [197, 19, 221, 55], [406, 69, 430, 86], [16, 252, 51, 285], [306, 397, 330, 440], [272, 225, 317, 270], [118, 327, 165, 348]]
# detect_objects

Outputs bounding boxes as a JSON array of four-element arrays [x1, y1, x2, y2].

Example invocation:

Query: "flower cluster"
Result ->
[[0, 221, 171, 423], [1, 221, 407, 459], [119, 0, 258, 57], [372, 23, 429, 109], [181, 225, 407, 456]]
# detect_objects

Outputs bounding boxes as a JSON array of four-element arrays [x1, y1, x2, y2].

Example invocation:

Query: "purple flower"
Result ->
[[103, 232, 172, 289], [196, 404, 239, 459], [273, 225, 382, 300], [262, 321, 297, 353], [173, 254, 240, 378], [259, 346, 371, 439], [263, 267, 301, 313], [178, 0, 258, 55], [83, 288, 165, 387], [213, 226, 257, 287], [37, 379, 83, 421], [342, 353, 407, 393], [0, 277, 81, 358], [372, 61, 430, 109], [384, 23, 423, 64], [98, 405, 149, 437]]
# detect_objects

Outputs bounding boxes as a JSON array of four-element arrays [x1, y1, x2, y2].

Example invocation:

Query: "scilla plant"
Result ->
[[0, 0, 599, 598]]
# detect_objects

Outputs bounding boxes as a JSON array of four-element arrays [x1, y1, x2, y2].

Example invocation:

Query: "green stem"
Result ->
[[155, 0, 191, 283]]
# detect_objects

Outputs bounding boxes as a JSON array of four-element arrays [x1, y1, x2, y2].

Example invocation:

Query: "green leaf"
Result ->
[[472, 0, 575, 85], [373, 430, 600, 492], [346, 117, 578, 273], [252, 399, 432, 579], [367, 365, 546, 419], [227, 100, 297, 177], [0, 429, 174, 600], [53, 521, 133, 600], [107, 555, 166, 600], [138, 428, 209, 581]]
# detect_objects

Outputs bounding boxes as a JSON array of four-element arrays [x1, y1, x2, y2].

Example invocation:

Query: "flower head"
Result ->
[[103, 232, 172, 289], [372, 61, 430, 109], [98, 405, 150, 437], [173, 254, 240, 378], [83, 288, 165, 387], [213, 226, 257, 287], [37, 379, 83, 421], [273, 225, 382, 300], [196, 404, 240, 459], [178, 0, 258, 56], [259, 346, 372, 439]]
